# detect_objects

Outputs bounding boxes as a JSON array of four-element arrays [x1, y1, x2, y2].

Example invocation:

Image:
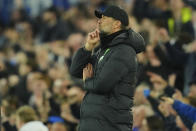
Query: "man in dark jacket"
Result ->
[[70, 5, 145, 131]]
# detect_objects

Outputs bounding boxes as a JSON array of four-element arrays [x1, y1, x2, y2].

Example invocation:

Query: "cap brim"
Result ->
[[94, 10, 102, 18]]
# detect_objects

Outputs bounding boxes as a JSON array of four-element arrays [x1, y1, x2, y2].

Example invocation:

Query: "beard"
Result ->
[[99, 30, 109, 38]]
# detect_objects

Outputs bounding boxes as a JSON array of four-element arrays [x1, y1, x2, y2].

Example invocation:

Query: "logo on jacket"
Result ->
[[98, 48, 110, 63]]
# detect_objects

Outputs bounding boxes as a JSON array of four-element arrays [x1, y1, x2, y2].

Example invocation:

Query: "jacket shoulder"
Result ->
[[111, 43, 137, 56]]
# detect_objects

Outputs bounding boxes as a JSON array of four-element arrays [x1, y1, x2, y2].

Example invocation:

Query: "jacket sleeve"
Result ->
[[84, 47, 136, 94], [172, 100, 196, 122], [70, 48, 92, 78]]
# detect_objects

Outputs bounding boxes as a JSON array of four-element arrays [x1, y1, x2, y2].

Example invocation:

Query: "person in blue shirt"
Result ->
[[162, 97, 196, 123]]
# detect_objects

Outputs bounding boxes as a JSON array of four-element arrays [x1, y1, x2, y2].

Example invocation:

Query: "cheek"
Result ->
[[101, 20, 113, 29], [189, 87, 196, 96], [153, 83, 163, 91]]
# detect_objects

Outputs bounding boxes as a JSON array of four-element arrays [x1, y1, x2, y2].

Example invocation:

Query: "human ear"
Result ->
[[114, 20, 121, 29]]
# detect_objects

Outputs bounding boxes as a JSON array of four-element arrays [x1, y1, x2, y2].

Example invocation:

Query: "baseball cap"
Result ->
[[95, 5, 129, 26]]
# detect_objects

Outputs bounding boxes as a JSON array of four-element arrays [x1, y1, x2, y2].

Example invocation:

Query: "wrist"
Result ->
[[84, 43, 93, 51]]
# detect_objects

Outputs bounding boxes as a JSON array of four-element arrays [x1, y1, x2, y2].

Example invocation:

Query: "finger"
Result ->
[[94, 31, 98, 38], [91, 32, 96, 38], [83, 67, 87, 72], [86, 64, 88, 70], [158, 103, 164, 110], [146, 71, 155, 77], [92, 32, 95, 38], [161, 97, 171, 102], [161, 97, 167, 101], [89, 33, 93, 39], [95, 29, 99, 36], [87, 63, 91, 70], [89, 63, 92, 71], [91, 33, 95, 38], [94, 32, 97, 38], [90, 64, 93, 75]]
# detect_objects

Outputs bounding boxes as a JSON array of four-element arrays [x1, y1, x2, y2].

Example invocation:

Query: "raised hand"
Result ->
[[83, 63, 93, 81], [147, 71, 168, 88], [158, 102, 171, 117], [158, 28, 170, 43], [172, 89, 183, 101], [161, 97, 174, 105], [85, 29, 100, 51]]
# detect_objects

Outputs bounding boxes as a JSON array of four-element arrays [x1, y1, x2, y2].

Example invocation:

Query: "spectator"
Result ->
[[158, 28, 196, 95], [15, 105, 48, 131], [162, 97, 196, 122], [39, 6, 74, 42], [167, 0, 194, 39]]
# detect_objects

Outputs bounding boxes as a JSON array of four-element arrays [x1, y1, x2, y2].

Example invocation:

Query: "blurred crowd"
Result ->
[[0, 0, 196, 131]]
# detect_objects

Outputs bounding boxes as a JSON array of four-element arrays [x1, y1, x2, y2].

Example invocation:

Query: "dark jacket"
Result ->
[[164, 115, 181, 131], [70, 29, 145, 131]]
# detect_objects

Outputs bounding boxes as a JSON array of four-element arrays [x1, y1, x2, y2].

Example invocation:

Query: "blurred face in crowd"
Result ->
[[0, 60, 5, 71], [170, 0, 184, 11], [48, 65, 68, 80], [50, 122, 67, 131], [153, 0, 168, 10], [11, 9, 24, 23], [67, 87, 84, 104], [16, 52, 27, 64], [19, 64, 31, 76], [4, 28, 19, 43], [27, 73, 41, 91], [16, 106, 37, 130], [43, 11, 56, 24], [8, 75, 19, 87], [145, 45, 156, 60], [52, 79, 69, 97], [36, 47, 49, 65], [152, 81, 165, 92], [193, 123, 196, 131], [0, 79, 8, 97], [53, 79, 63, 95], [98, 15, 122, 35], [188, 84, 196, 97], [32, 79, 48, 97], [67, 33, 84, 52]]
